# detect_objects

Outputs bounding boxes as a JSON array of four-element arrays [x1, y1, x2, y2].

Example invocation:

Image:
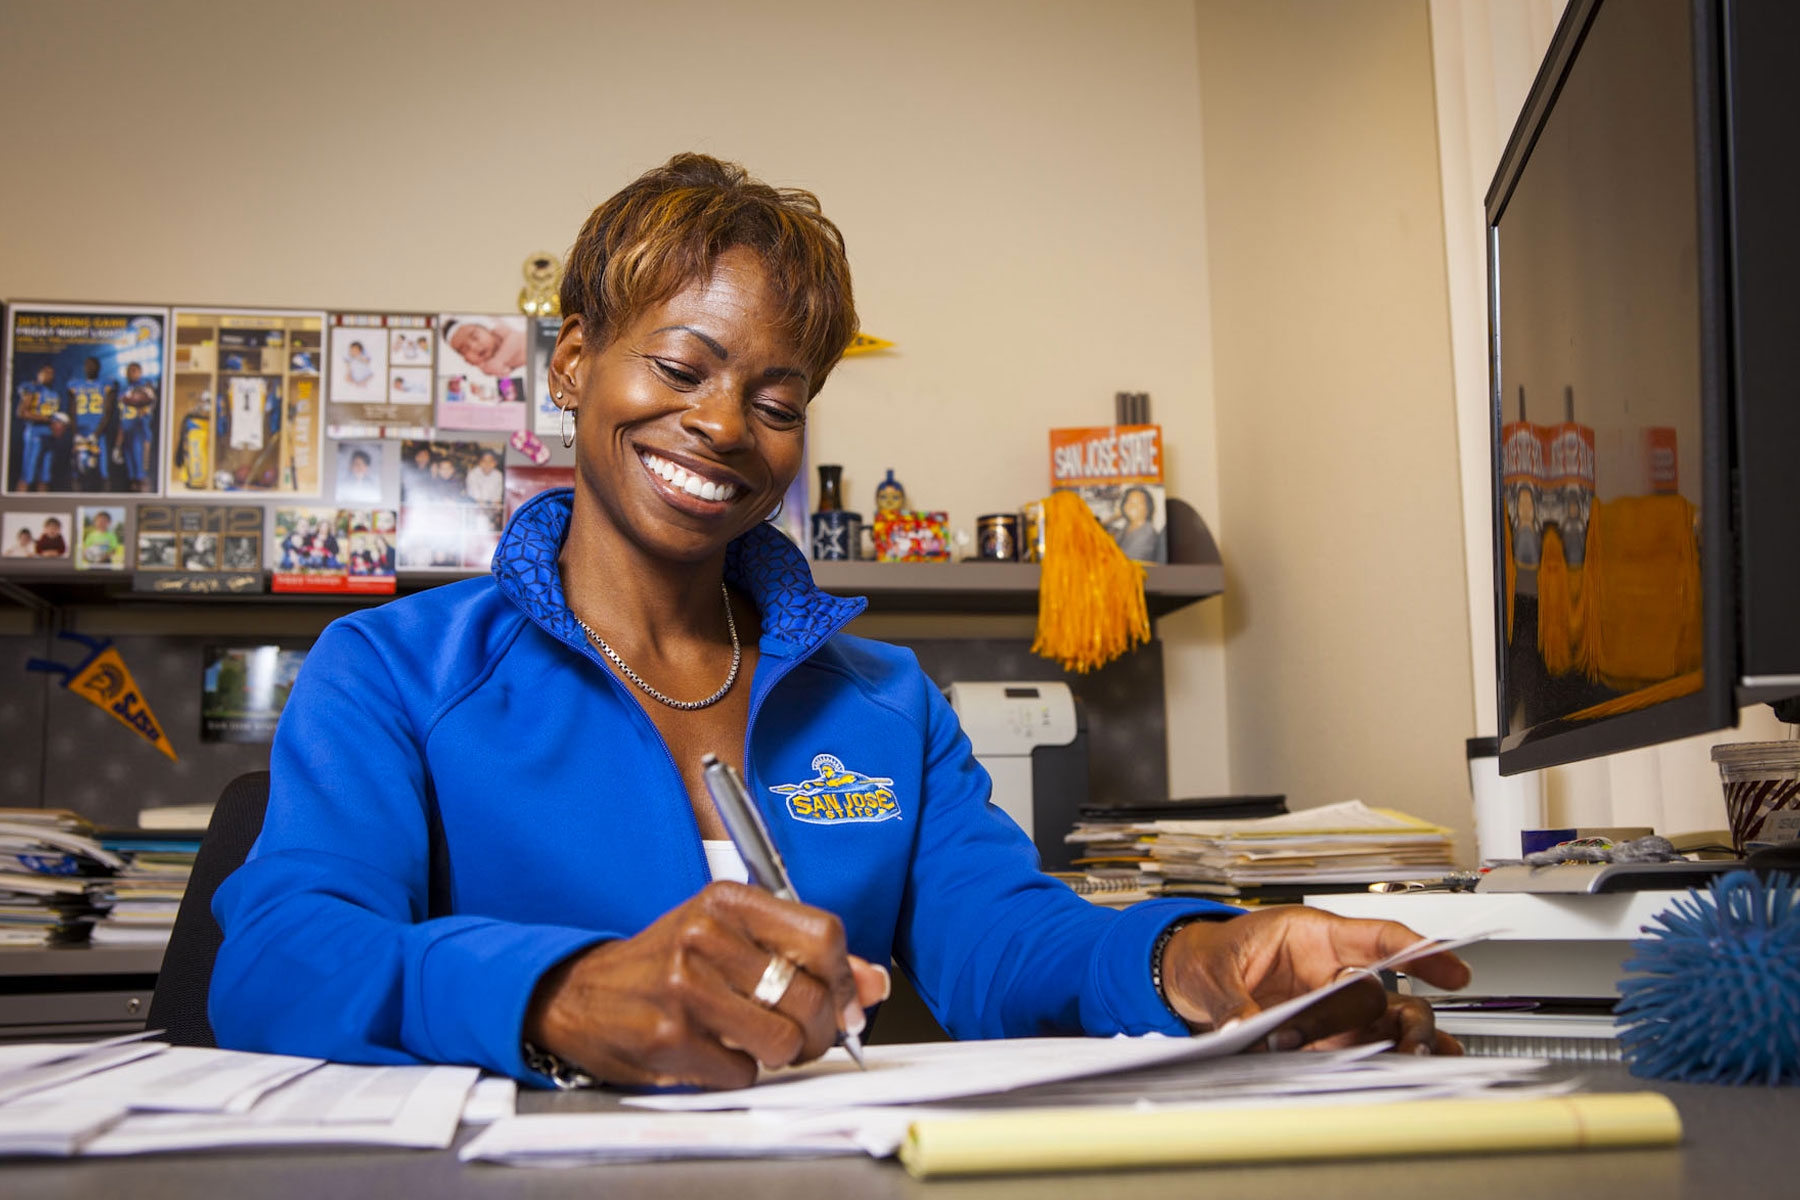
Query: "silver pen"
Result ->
[[700, 753, 868, 1069]]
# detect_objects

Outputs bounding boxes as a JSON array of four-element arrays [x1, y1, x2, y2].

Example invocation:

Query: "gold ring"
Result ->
[[752, 956, 797, 1007]]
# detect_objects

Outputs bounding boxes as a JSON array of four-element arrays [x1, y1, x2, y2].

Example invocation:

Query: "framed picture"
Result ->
[[201, 644, 309, 743], [272, 507, 396, 595], [325, 312, 435, 439], [164, 308, 325, 497], [435, 314, 528, 434], [4, 303, 168, 496], [1, 509, 72, 562], [398, 438, 505, 570], [75, 505, 129, 570]]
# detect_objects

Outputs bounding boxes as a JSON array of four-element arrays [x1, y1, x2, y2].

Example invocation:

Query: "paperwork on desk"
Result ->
[[1067, 799, 1456, 893], [0, 1038, 490, 1157], [460, 1050, 1574, 1167], [629, 929, 1489, 1113]]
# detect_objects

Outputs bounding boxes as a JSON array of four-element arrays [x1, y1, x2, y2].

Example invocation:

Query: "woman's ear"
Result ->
[[551, 315, 586, 403]]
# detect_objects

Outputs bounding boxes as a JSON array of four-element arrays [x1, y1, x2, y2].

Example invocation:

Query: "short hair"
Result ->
[[350, 450, 371, 466], [561, 153, 857, 396]]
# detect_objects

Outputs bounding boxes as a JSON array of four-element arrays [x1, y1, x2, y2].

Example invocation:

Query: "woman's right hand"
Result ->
[[521, 882, 890, 1089]]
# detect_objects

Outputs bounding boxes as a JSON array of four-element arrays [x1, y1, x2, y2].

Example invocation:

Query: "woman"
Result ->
[[1114, 485, 1161, 561], [211, 154, 1464, 1089]]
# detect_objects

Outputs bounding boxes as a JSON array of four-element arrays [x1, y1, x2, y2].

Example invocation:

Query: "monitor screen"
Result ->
[[1490, 0, 1730, 767]]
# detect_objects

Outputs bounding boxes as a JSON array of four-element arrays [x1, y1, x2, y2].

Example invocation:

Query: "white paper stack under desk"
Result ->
[[1303, 891, 1692, 1061]]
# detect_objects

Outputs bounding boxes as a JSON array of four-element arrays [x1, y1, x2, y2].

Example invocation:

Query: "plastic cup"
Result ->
[[1710, 741, 1800, 853]]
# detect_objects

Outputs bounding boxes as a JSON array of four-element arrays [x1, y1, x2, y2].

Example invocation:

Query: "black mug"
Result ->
[[811, 510, 862, 561]]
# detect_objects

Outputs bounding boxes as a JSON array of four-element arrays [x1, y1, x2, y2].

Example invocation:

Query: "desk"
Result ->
[[0, 945, 163, 1039], [4, 1065, 1793, 1199]]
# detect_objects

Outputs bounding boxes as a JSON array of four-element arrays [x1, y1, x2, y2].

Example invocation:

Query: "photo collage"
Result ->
[[2, 302, 575, 583]]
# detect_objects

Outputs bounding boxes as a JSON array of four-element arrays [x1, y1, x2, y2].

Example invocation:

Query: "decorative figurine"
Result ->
[[874, 468, 905, 517]]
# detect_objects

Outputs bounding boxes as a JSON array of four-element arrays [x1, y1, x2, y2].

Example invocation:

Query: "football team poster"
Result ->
[[4, 304, 167, 495], [164, 309, 324, 497], [326, 312, 435, 440]]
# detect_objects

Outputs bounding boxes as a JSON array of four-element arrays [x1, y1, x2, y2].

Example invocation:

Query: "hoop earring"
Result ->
[[765, 497, 784, 523], [560, 401, 576, 449]]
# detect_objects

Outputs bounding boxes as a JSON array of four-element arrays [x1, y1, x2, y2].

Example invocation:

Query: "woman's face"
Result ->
[[558, 246, 810, 565], [1124, 490, 1151, 525]]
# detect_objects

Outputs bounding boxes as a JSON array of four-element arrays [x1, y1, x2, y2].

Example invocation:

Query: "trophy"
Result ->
[[518, 252, 563, 317]]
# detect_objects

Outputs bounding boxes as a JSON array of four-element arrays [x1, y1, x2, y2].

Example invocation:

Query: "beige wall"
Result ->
[[0, 0, 1232, 794], [1195, 1, 1479, 851]]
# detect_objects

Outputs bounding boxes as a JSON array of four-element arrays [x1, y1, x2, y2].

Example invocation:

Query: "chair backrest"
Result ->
[[143, 771, 270, 1047]]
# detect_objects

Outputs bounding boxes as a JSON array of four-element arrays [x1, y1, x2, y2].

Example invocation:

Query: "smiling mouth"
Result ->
[[639, 450, 745, 504]]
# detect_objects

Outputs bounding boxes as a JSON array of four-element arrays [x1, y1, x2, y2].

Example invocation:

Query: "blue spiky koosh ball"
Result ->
[[1616, 871, 1800, 1085]]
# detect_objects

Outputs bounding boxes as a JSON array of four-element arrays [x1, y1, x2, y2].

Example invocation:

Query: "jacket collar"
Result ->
[[492, 488, 866, 659]]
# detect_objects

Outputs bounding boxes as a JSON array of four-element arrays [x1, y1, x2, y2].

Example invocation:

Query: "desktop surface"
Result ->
[[4, 1064, 1792, 1199]]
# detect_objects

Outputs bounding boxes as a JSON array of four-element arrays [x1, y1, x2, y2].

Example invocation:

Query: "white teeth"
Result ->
[[641, 451, 737, 502]]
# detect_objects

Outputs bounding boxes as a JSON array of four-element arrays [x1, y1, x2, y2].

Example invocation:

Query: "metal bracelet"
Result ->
[[523, 1041, 597, 1090]]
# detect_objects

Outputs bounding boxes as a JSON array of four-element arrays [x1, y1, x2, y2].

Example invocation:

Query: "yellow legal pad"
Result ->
[[898, 1093, 1681, 1178]]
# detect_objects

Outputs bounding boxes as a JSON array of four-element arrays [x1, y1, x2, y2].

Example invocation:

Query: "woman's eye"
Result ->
[[653, 360, 699, 387], [756, 402, 803, 427]]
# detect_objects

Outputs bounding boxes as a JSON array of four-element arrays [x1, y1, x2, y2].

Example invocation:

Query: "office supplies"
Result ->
[[896, 1092, 1681, 1178], [699, 754, 866, 1069], [1616, 870, 1800, 1085], [943, 681, 1087, 868], [630, 931, 1489, 1112]]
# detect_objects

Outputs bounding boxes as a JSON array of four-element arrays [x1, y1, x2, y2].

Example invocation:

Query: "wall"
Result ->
[[0, 0, 1232, 798], [1195, 0, 1479, 849]]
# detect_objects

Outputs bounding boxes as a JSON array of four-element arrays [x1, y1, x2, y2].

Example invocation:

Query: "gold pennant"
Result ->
[[843, 332, 894, 356], [66, 646, 179, 762]]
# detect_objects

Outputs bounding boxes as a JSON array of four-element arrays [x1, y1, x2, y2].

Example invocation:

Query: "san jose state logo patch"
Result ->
[[770, 754, 901, 825]]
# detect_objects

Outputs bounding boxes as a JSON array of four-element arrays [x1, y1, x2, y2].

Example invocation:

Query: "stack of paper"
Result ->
[[1066, 800, 1454, 895], [0, 812, 123, 946], [0, 1037, 494, 1156], [90, 832, 201, 947]]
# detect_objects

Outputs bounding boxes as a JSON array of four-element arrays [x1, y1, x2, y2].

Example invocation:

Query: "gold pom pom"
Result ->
[[1031, 490, 1151, 673]]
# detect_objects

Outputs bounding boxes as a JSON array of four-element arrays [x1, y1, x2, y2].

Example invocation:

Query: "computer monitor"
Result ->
[[1486, 0, 1800, 774]]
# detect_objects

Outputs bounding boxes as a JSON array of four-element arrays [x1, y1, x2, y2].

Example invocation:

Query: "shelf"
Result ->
[[1, 561, 1223, 618], [811, 561, 1223, 617]]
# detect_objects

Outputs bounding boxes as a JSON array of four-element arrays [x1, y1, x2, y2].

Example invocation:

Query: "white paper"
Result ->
[[630, 932, 1490, 1112], [79, 1064, 479, 1155], [462, 1075, 518, 1126], [0, 1101, 128, 1156], [460, 1111, 866, 1166], [0, 1041, 169, 1107], [25, 1046, 321, 1114]]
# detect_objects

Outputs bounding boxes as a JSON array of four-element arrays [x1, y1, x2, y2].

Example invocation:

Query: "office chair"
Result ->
[[146, 771, 457, 1047], [143, 770, 271, 1047]]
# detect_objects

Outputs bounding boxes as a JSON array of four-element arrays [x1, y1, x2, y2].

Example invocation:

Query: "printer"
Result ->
[[944, 681, 1089, 871]]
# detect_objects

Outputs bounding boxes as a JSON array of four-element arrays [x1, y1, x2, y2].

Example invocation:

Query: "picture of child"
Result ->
[[2, 512, 73, 560], [77, 505, 128, 570]]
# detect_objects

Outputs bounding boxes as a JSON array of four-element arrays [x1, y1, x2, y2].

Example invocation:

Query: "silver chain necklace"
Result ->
[[573, 583, 740, 711]]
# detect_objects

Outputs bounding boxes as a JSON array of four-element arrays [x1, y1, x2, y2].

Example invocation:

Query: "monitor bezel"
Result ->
[[1485, 0, 1738, 774]]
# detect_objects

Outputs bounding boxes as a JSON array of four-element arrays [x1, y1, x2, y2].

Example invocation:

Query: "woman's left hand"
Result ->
[[1158, 906, 1470, 1055]]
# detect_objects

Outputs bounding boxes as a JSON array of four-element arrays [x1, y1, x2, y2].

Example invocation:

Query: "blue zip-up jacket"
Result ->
[[210, 489, 1235, 1083]]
